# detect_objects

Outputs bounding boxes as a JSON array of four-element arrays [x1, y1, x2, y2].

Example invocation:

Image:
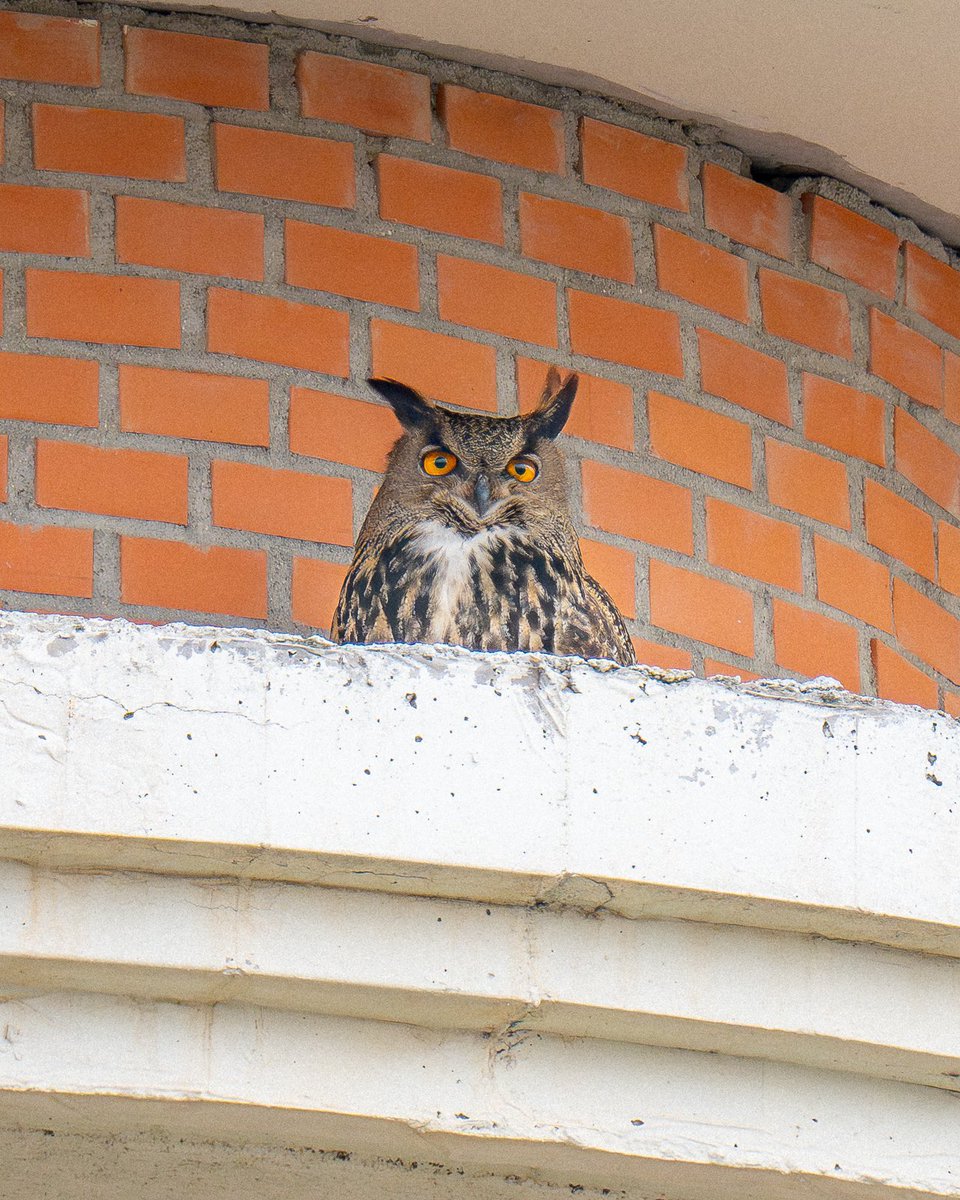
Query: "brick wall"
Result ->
[[2, 5, 960, 711]]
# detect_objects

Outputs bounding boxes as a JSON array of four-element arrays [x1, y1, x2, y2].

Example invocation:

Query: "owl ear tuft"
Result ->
[[525, 369, 579, 441], [368, 378, 435, 430]]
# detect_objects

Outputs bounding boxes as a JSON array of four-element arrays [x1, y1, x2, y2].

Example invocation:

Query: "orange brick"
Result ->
[[893, 577, 960, 685], [581, 459, 692, 553], [904, 243, 960, 341], [939, 520, 960, 597], [124, 27, 268, 110], [814, 536, 892, 632], [439, 84, 563, 173], [116, 197, 264, 281], [292, 557, 349, 632], [370, 320, 497, 412], [213, 124, 354, 208], [895, 408, 960, 518], [378, 155, 503, 245], [0, 184, 89, 257], [0, 435, 6, 502], [701, 163, 792, 261], [654, 225, 750, 323], [803, 195, 899, 298], [802, 373, 886, 466], [703, 657, 760, 682], [36, 440, 187, 523], [579, 538, 636, 619], [0, 521, 93, 597], [0, 100, 4, 164], [0, 352, 98, 426], [0, 12, 99, 86], [438, 256, 556, 347], [696, 328, 791, 426], [706, 497, 802, 592], [863, 480, 935, 581], [212, 460, 353, 545], [580, 118, 688, 211], [519, 193, 634, 283], [650, 559, 754, 658], [286, 221, 419, 311], [515, 358, 634, 450], [121, 536, 267, 620], [632, 636, 693, 672], [297, 52, 430, 140], [766, 438, 850, 529], [33, 104, 185, 182], [945, 351, 960, 424], [207, 288, 349, 376], [760, 268, 853, 358], [871, 640, 939, 709], [290, 388, 400, 473], [946, 692, 960, 719], [869, 308, 942, 409], [567, 290, 682, 376], [648, 391, 752, 488], [26, 270, 180, 349], [772, 599, 861, 692], [119, 365, 269, 447]]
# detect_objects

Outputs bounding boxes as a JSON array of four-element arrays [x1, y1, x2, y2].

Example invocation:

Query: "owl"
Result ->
[[332, 369, 635, 666]]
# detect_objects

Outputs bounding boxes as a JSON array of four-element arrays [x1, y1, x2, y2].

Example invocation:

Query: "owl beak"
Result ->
[[472, 473, 492, 516]]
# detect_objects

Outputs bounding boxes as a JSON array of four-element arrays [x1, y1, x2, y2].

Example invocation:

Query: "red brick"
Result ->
[[871, 640, 939, 709], [895, 408, 960, 518], [0, 184, 89, 257], [939, 520, 960, 597], [945, 352, 960, 424], [697, 328, 791, 425], [370, 320, 497, 412], [654, 225, 750, 323], [581, 459, 692, 553], [515, 358, 634, 450], [116, 196, 264, 281], [760, 268, 853, 358], [0, 101, 4, 164], [706, 497, 802, 592], [124, 27, 268, 109], [869, 309, 943, 409], [121, 537, 267, 620], [119, 365, 269, 447], [286, 220, 418, 310], [213, 460, 353, 545], [292, 557, 349, 632], [863, 480, 935, 581], [297, 52, 430, 140], [814, 536, 892, 632], [0, 352, 98, 426], [650, 558, 754, 657], [579, 538, 636, 619], [26, 270, 180, 349], [803, 195, 899, 297], [580, 118, 688, 211], [567, 290, 682, 376], [632, 636, 693, 672], [0, 12, 99, 86], [36, 440, 188, 524], [802, 373, 886, 466], [703, 658, 761, 682], [904, 243, 960, 341], [0, 521, 93, 597], [773, 600, 861, 692], [207, 288, 349, 376], [439, 85, 564, 173], [33, 104, 185, 182], [378, 155, 503, 245], [213, 124, 354, 208], [519, 193, 634, 283], [438, 256, 556, 347], [701, 163, 792, 261], [893, 577, 960, 684], [648, 391, 752, 488], [766, 438, 850, 529], [290, 388, 400, 473]]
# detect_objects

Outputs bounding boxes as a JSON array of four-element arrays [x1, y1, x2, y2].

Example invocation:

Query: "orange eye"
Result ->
[[506, 456, 539, 483], [421, 448, 458, 477]]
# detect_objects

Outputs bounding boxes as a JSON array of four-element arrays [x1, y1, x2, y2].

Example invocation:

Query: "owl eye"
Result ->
[[421, 448, 458, 477], [506, 456, 539, 483]]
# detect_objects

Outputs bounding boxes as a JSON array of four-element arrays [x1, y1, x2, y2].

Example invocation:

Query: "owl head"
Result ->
[[368, 368, 579, 539]]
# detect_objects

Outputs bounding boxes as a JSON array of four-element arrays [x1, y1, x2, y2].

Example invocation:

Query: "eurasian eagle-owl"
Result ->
[[332, 369, 635, 666]]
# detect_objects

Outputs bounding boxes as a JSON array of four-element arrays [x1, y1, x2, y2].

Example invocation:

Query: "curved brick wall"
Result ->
[[2, 6, 960, 710]]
